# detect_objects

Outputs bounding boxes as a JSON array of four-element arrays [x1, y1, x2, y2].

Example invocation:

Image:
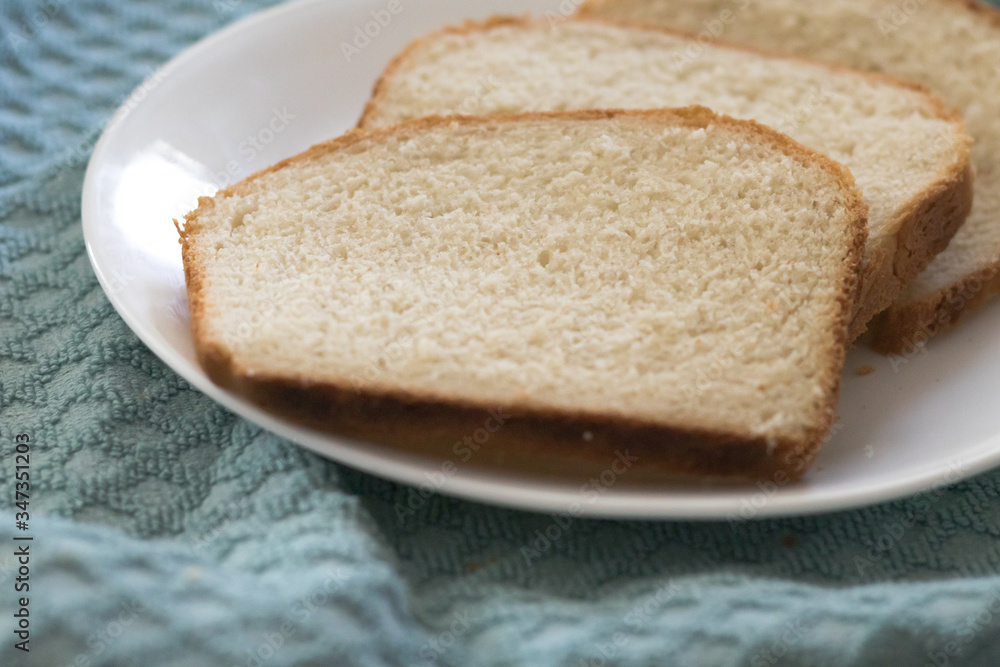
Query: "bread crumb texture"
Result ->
[[580, 0, 999, 304], [184, 112, 862, 446], [367, 19, 964, 247]]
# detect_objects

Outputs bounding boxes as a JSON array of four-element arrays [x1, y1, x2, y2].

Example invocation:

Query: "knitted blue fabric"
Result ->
[[3, 1, 1000, 665]]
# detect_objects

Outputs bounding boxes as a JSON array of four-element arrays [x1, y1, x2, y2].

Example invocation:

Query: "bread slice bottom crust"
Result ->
[[180, 108, 867, 482], [872, 262, 1000, 354], [211, 368, 821, 482]]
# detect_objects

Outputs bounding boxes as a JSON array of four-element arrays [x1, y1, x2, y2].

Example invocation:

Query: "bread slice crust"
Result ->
[[576, 0, 998, 352], [356, 15, 971, 343], [179, 107, 867, 480], [872, 263, 1000, 354], [871, 0, 1000, 353]]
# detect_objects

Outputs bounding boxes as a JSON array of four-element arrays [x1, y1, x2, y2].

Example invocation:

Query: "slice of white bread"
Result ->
[[357, 17, 972, 342], [179, 108, 867, 479], [578, 0, 1000, 354]]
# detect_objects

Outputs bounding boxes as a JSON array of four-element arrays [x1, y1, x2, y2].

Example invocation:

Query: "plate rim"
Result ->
[[80, 0, 1000, 520]]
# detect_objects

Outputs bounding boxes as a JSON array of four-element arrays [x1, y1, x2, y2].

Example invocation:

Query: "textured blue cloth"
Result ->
[[3, 1, 1000, 665]]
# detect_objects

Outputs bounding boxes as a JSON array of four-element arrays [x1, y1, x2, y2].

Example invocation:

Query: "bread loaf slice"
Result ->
[[357, 17, 971, 342], [578, 0, 1000, 354], [179, 108, 867, 479]]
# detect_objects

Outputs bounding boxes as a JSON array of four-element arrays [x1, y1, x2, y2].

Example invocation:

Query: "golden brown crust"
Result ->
[[577, 0, 617, 16], [867, 0, 1000, 352], [952, 0, 1000, 28], [849, 157, 975, 340], [357, 14, 966, 131], [187, 106, 865, 213], [179, 107, 867, 480], [871, 264, 1000, 355], [577, 0, 1000, 27], [574, 0, 1000, 351], [354, 14, 972, 344], [212, 369, 819, 480], [357, 16, 536, 131]]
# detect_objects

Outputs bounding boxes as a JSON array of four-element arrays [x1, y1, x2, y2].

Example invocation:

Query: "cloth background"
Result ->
[[2, 1, 1000, 665]]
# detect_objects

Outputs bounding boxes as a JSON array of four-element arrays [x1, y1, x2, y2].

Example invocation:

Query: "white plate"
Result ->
[[82, 0, 1000, 519]]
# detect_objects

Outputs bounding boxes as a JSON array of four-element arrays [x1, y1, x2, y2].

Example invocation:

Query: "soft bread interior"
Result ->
[[359, 18, 970, 334], [579, 0, 998, 307], [184, 111, 864, 448]]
